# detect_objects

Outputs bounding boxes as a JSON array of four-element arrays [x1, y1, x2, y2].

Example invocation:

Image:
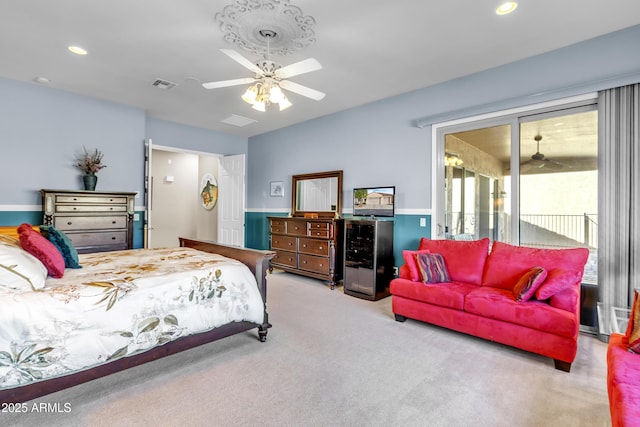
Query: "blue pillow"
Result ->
[[39, 225, 82, 269]]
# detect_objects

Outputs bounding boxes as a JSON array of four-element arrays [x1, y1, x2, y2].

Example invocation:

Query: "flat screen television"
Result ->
[[353, 186, 395, 217]]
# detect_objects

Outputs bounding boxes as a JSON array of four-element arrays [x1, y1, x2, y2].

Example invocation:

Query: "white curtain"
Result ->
[[598, 83, 640, 339]]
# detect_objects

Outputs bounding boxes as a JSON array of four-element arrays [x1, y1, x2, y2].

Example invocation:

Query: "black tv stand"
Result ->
[[343, 219, 394, 300]]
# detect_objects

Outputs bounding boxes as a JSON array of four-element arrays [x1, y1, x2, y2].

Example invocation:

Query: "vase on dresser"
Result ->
[[83, 174, 97, 191]]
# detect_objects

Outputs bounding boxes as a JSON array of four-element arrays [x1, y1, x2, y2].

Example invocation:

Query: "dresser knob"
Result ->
[[319, 246, 323, 250], [112, 220, 117, 224], [111, 236, 116, 240], [67, 221, 72, 226]]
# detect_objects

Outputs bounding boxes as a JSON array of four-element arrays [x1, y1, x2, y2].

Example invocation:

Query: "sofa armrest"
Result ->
[[399, 264, 412, 280]]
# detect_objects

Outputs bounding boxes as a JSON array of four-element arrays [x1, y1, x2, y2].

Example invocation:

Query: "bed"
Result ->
[[0, 227, 274, 403]]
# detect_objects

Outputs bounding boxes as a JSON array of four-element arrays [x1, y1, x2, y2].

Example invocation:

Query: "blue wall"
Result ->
[[246, 24, 640, 267], [0, 79, 248, 246], [2, 25, 640, 263]]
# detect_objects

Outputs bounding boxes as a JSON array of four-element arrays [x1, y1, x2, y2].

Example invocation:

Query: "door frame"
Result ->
[[431, 92, 598, 241], [144, 142, 246, 247]]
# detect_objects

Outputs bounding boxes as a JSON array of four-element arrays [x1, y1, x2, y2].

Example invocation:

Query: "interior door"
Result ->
[[218, 154, 245, 247]]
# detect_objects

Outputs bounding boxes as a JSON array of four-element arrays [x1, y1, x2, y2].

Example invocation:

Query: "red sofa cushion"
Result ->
[[402, 249, 431, 282], [418, 238, 490, 286], [390, 277, 477, 311], [482, 241, 589, 291], [464, 286, 577, 338]]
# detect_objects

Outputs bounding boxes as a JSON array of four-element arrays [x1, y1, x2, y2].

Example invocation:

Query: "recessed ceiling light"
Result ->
[[67, 45, 88, 55], [496, 2, 518, 15], [34, 76, 50, 85]]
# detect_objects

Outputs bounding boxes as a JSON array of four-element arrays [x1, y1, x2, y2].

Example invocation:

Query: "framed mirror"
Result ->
[[291, 170, 343, 218]]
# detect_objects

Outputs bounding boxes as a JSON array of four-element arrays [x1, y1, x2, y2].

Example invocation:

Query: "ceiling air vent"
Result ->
[[221, 114, 258, 127], [152, 79, 177, 90]]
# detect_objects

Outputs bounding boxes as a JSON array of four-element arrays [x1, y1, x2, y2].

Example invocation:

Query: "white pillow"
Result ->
[[0, 243, 48, 290]]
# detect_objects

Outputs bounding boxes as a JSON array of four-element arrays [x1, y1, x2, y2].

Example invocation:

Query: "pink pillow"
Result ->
[[534, 269, 581, 300], [418, 238, 490, 285], [626, 289, 640, 353], [18, 223, 65, 278], [512, 266, 547, 302], [402, 249, 430, 281]]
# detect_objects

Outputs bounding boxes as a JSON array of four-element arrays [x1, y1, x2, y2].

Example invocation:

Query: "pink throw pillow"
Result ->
[[626, 289, 640, 353], [18, 223, 65, 278], [534, 269, 581, 300], [512, 266, 547, 302], [402, 249, 430, 282]]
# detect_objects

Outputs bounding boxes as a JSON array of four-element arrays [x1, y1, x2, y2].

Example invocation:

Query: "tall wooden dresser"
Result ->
[[41, 189, 136, 253], [268, 217, 344, 288]]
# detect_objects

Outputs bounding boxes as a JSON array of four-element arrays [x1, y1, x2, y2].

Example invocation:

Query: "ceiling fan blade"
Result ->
[[202, 77, 256, 89], [220, 49, 263, 75], [277, 58, 322, 79], [279, 80, 325, 101]]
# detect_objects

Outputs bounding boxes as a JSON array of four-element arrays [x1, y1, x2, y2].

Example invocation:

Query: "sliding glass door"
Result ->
[[436, 101, 598, 280]]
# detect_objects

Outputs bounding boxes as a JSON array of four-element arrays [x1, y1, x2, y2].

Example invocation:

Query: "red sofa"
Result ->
[[390, 238, 589, 371]]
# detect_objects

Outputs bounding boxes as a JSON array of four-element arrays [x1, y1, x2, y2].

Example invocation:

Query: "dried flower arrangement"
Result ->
[[74, 147, 107, 175]]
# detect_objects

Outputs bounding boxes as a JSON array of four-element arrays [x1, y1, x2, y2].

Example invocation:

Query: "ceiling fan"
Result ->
[[202, 32, 325, 111], [521, 134, 567, 172]]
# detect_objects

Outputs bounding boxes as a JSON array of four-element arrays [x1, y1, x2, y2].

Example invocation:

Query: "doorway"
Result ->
[[147, 147, 220, 248]]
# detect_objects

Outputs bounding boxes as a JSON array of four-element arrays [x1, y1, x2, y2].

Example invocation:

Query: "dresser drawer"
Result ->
[[55, 215, 127, 231], [56, 204, 128, 213], [298, 237, 330, 257], [56, 195, 129, 205], [272, 251, 297, 268], [271, 235, 297, 251], [270, 219, 286, 234], [298, 254, 330, 274], [67, 230, 127, 247], [285, 220, 307, 236]]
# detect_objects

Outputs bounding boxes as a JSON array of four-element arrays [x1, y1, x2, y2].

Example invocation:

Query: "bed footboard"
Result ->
[[179, 238, 275, 341]]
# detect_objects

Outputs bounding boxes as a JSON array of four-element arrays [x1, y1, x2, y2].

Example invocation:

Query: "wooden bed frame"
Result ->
[[0, 234, 274, 403]]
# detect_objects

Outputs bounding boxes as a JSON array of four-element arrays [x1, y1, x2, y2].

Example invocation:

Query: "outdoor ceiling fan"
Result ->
[[521, 134, 566, 171], [202, 31, 325, 111]]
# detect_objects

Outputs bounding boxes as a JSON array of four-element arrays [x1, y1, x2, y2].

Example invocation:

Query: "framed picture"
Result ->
[[200, 173, 218, 210], [270, 181, 284, 197]]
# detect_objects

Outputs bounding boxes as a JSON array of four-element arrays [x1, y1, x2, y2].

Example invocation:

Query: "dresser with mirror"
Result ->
[[268, 170, 344, 288]]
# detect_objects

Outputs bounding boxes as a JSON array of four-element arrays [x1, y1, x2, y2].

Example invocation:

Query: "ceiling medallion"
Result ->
[[215, 0, 316, 57]]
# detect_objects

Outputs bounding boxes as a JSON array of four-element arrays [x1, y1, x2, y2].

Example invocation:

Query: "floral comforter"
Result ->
[[0, 247, 264, 389]]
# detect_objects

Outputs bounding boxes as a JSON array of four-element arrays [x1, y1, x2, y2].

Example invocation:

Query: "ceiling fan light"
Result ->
[[241, 86, 257, 104], [269, 85, 284, 103], [252, 100, 266, 112], [279, 96, 292, 111]]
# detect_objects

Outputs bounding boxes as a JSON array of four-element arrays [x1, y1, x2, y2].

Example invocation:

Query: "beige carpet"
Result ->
[[4, 271, 611, 427]]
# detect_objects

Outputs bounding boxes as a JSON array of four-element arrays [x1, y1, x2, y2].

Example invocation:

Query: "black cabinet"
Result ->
[[344, 219, 394, 300]]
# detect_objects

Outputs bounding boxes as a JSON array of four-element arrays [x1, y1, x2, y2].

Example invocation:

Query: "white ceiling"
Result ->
[[2, 1, 640, 137]]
